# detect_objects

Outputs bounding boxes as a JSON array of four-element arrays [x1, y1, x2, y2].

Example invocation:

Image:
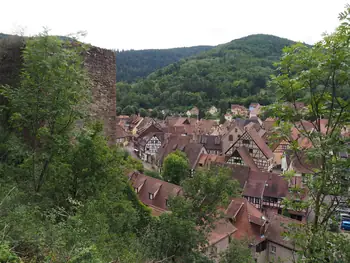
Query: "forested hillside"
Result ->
[[116, 46, 213, 82], [116, 34, 296, 113]]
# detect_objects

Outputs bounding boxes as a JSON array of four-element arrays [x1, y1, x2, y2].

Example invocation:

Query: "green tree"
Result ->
[[116, 106, 122, 115], [121, 105, 136, 115], [143, 167, 240, 263], [0, 243, 21, 263], [268, 5, 350, 262], [1, 32, 89, 193], [139, 108, 148, 117], [219, 239, 254, 263], [162, 150, 189, 184]]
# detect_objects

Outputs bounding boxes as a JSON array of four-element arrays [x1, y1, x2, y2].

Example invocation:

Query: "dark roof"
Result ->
[[116, 124, 129, 138], [247, 128, 274, 159], [137, 122, 163, 138], [249, 170, 289, 198], [198, 135, 222, 151], [128, 171, 183, 214], [235, 146, 259, 171], [266, 214, 301, 250], [157, 135, 192, 165], [183, 143, 206, 169], [230, 166, 289, 199], [243, 179, 266, 198]]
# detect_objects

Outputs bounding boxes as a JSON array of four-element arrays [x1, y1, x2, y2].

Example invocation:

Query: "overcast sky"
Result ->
[[1, 0, 348, 50]]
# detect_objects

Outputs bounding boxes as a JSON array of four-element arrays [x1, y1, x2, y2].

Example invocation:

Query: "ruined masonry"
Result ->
[[0, 36, 117, 145]]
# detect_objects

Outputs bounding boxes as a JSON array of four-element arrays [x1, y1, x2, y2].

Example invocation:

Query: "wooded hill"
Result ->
[[116, 34, 296, 114], [116, 46, 213, 82]]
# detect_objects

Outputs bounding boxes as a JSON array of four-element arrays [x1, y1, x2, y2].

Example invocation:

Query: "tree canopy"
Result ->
[[116, 34, 296, 113], [116, 45, 213, 82]]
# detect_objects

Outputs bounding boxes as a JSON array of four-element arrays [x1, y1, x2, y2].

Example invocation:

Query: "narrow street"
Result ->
[[124, 142, 156, 171]]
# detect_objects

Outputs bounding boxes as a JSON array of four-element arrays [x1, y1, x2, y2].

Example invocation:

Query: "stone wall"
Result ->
[[0, 38, 116, 145], [84, 46, 117, 145]]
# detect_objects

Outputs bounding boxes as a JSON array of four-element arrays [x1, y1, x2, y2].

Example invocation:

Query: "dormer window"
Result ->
[[149, 193, 154, 200]]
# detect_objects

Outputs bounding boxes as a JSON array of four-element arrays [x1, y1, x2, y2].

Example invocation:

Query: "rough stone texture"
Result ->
[[0, 38, 117, 145], [0, 36, 25, 87], [84, 47, 117, 145]]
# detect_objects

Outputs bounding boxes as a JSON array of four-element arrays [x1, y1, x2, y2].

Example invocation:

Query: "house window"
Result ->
[[243, 139, 250, 145], [249, 148, 253, 154], [254, 198, 260, 204], [229, 135, 234, 141], [235, 128, 238, 133], [149, 193, 154, 200], [271, 245, 276, 254]]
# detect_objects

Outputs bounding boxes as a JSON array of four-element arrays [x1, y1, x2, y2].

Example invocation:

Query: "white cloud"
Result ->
[[0, 0, 348, 50]]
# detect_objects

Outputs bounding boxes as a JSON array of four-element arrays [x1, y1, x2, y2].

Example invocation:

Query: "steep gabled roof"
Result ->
[[208, 219, 237, 246], [225, 198, 267, 243], [183, 143, 206, 169], [157, 135, 192, 165], [247, 128, 274, 159], [198, 135, 222, 151], [116, 124, 130, 138], [128, 171, 183, 214], [266, 214, 301, 250], [235, 146, 259, 171]]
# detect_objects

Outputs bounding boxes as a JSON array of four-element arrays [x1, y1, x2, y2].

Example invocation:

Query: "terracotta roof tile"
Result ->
[[225, 198, 267, 243], [128, 171, 183, 213], [236, 146, 260, 171], [116, 125, 130, 138], [247, 128, 274, 159], [266, 214, 301, 250], [208, 219, 237, 245]]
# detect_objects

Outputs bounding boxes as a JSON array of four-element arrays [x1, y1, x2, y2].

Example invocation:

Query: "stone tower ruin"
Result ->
[[0, 36, 116, 145]]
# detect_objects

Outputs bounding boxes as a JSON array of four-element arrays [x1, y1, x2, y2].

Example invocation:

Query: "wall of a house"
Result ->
[[267, 241, 296, 263]]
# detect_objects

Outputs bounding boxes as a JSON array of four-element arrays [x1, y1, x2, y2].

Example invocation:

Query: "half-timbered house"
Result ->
[[225, 128, 274, 171]]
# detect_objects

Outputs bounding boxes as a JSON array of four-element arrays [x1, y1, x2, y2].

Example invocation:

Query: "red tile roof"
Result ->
[[225, 198, 267, 243], [116, 124, 130, 138], [236, 146, 260, 171], [266, 214, 301, 250], [128, 171, 183, 213], [208, 219, 237, 246], [247, 128, 274, 159]]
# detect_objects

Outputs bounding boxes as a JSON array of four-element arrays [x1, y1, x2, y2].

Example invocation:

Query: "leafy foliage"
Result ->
[[268, 5, 350, 262], [219, 239, 255, 263], [162, 150, 190, 184], [116, 34, 296, 113], [116, 46, 213, 82]]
